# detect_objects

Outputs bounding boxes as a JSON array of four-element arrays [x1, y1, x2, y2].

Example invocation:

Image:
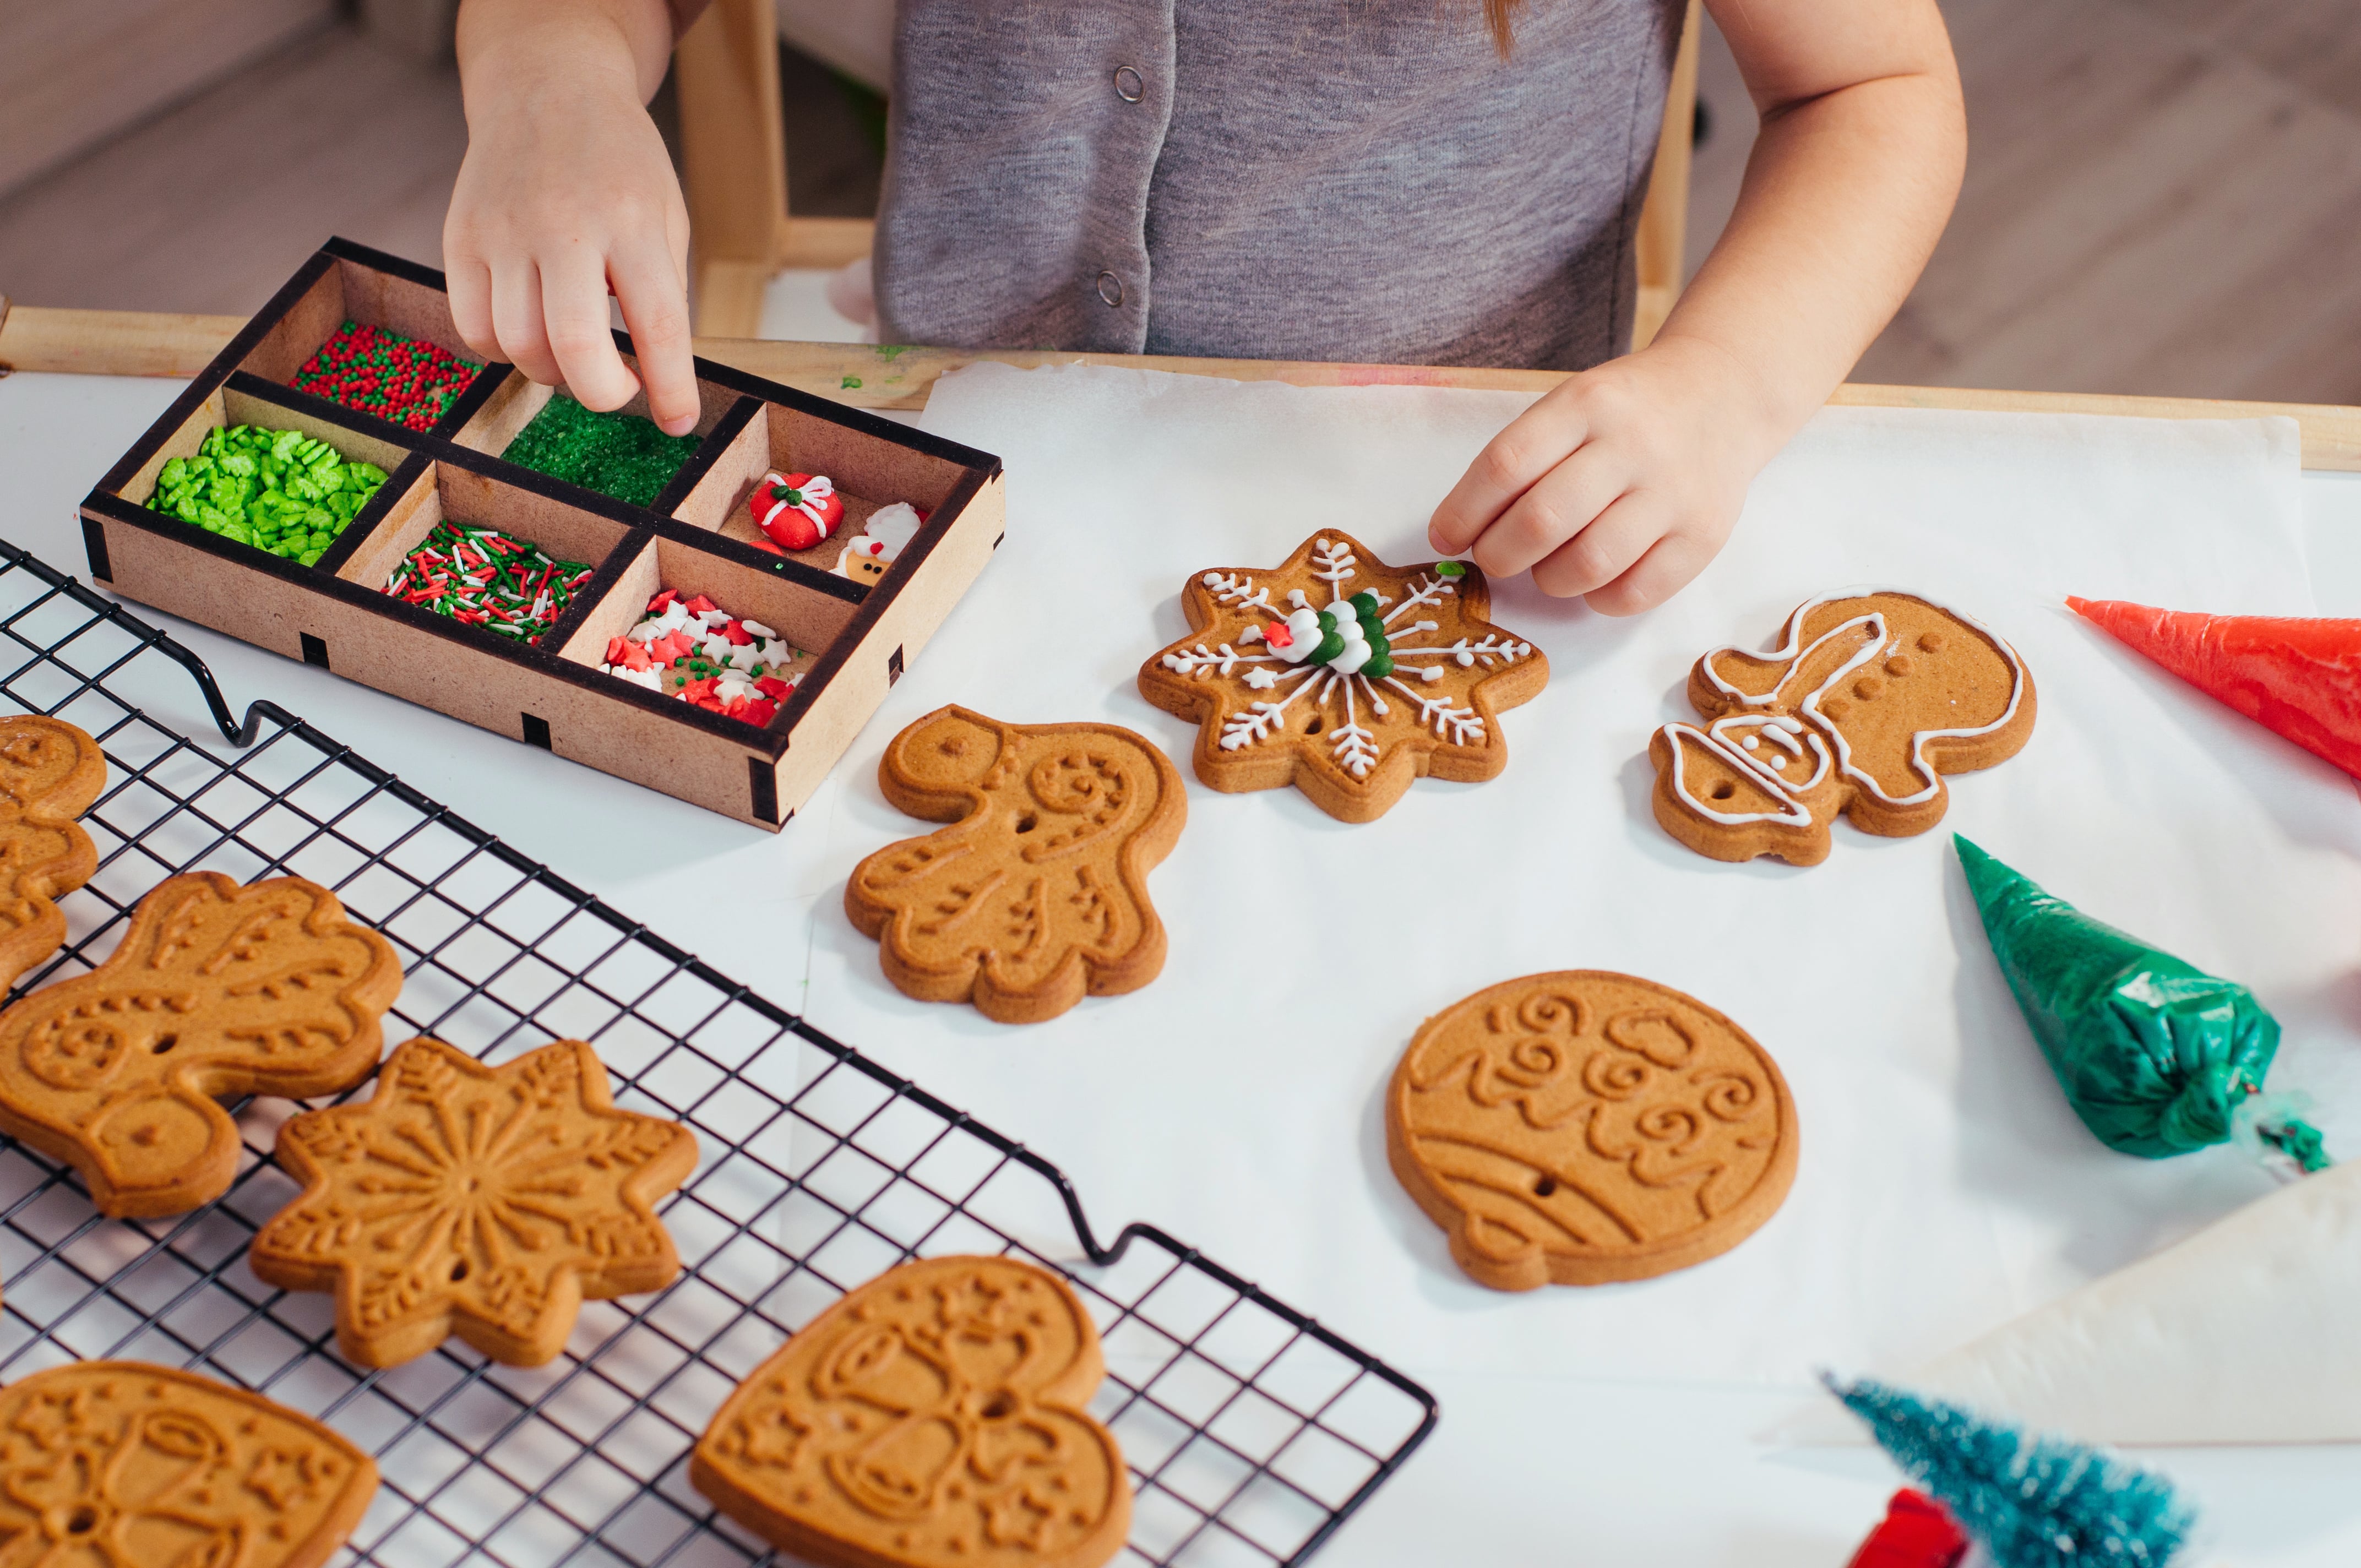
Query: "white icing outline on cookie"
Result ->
[[1696, 588, 2027, 811], [1658, 722, 1817, 827]]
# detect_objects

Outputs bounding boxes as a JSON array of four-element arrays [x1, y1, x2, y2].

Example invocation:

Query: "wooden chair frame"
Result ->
[[674, 0, 1703, 347]]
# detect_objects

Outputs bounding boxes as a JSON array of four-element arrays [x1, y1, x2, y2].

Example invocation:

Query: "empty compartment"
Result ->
[[451, 349, 739, 510], [554, 533, 861, 729], [107, 378, 411, 570], [241, 248, 491, 434], [668, 397, 970, 586], [338, 456, 634, 648]]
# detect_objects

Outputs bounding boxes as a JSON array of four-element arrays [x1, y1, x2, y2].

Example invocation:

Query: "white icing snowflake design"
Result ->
[[1141, 532, 1546, 819]]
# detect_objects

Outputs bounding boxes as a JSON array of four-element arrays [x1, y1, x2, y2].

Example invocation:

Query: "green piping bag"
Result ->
[[1955, 835, 2327, 1169]]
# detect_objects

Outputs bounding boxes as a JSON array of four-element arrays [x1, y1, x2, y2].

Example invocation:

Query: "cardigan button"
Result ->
[[1113, 65, 1145, 102], [1096, 271, 1125, 307]]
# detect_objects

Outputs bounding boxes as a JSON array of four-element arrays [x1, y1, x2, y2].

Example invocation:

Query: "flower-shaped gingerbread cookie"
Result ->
[[0, 1361, 378, 1568], [846, 707, 1185, 1024], [693, 1255, 1131, 1568], [251, 1036, 698, 1368], [0, 715, 107, 993], [1388, 971, 1798, 1290], [1648, 590, 2035, 865], [1140, 531, 1546, 823], [0, 872, 402, 1217]]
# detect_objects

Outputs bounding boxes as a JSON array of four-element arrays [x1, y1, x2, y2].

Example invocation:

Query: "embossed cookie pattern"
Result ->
[[0, 1360, 378, 1568], [1387, 971, 1799, 1290], [1139, 531, 1547, 823], [846, 707, 1185, 1024], [692, 1254, 1131, 1568], [251, 1036, 698, 1368], [0, 872, 402, 1217], [1647, 590, 2035, 865], [0, 715, 106, 993]]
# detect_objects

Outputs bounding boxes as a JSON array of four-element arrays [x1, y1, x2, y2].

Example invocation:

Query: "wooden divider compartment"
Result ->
[[335, 455, 635, 639], [672, 389, 978, 585], [236, 246, 501, 438], [80, 237, 1005, 832], [450, 344, 739, 514], [554, 531, 858, 711]]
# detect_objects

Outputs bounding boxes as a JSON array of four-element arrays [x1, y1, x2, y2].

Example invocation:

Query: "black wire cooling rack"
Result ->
[[0, 538, 1437, 1567]]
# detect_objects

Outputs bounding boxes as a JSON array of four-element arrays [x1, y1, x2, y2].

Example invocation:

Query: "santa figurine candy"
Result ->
[[835, 500, 925, 585], [749, 471, 843, 551]]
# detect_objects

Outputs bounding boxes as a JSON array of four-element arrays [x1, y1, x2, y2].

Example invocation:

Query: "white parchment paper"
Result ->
[[792, 363, 2361, 1395]]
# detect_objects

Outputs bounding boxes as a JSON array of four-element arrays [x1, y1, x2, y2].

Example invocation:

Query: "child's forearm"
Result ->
[[1428, 2, 1962, 612], [1659, 1, 1967, 460], [457, 0, 684, 108]]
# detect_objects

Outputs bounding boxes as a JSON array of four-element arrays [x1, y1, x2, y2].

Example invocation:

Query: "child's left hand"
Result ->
[[1427, 335, 1786, 615]]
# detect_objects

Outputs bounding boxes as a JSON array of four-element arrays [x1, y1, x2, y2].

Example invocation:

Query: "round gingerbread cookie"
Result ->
[[1386, 971, 1798, 1291]]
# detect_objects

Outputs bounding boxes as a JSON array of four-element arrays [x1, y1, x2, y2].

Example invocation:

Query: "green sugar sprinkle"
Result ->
[[501, 393, 699, 508], [146, 425, 387, 566]]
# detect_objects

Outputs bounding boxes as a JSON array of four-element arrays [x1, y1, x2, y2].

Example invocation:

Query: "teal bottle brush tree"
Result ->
[[1953, 835, 2330, 1177], [1829, 1375, 2200, 1568]]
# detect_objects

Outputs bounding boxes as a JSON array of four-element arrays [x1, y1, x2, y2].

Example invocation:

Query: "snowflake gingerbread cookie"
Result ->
[[1139, 531, 1548, 823], [251, 1036, 697, 1368]]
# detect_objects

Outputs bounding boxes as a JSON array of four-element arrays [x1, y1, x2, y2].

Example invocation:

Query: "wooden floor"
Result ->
[[2, 3, 2357, 405]]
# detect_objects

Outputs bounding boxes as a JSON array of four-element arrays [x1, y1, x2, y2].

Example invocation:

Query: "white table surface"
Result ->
[[5, 368, 2359, 1567]]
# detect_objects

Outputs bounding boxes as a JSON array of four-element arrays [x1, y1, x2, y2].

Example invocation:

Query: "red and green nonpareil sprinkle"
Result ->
[[290, 321, 480, 432], [601, 588, 799, 727], [385, 522, 592, 645]]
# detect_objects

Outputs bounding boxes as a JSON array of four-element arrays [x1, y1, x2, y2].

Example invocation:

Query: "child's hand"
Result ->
[[1427, 336, 1784, 616], [445, 0, 699, 436]]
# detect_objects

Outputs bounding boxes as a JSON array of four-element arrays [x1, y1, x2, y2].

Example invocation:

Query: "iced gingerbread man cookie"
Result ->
[[692, 1255, 1131, 1568], [1648, 590, 2035, 865], [1140, 531, 1546, 823], [846, 707, 1184, 1024], [0, 714, 106, 993], [0, 872, 402, 1218], [1388, 971, 1798, 1291]]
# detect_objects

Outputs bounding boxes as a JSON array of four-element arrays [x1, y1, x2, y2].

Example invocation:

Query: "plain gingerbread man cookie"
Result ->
[[0, 714, 106, 994], [0, 872, 402, 1218], [846, 707, 1185, 1025]]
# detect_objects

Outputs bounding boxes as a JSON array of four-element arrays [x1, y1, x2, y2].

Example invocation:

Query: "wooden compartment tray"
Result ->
[[78, 238, 1004, 830]]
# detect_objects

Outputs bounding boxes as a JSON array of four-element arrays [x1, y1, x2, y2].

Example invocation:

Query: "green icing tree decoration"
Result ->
[[1830, 1375, 2198, 1568], [1954, 835, 2327, 1167]]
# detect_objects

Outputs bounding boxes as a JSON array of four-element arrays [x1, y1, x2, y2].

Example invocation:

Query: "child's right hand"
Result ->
[[445, 0, 701, 437]]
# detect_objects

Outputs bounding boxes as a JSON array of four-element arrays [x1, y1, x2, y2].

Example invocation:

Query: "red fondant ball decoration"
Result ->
[[749, 472, 844, 551]]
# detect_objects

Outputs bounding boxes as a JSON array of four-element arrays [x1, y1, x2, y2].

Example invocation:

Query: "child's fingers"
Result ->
[[1584, 530, 1716, 617], [1529, 493, 1663, 599], [609, 241, 699, 436], [1469, 445, 1628, 582], [541, 248, 640, 413], [1429, 398, 1590, 557], [445, 253, 503, 365], [491, 261, 564, 388]]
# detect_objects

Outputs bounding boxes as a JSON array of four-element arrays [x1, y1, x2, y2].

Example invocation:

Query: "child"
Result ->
[[447, 0, 1962, 613]]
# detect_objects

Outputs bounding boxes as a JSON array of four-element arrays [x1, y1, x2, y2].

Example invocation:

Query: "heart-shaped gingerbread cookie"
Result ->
[[693, 1255, 1131, 1568]]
